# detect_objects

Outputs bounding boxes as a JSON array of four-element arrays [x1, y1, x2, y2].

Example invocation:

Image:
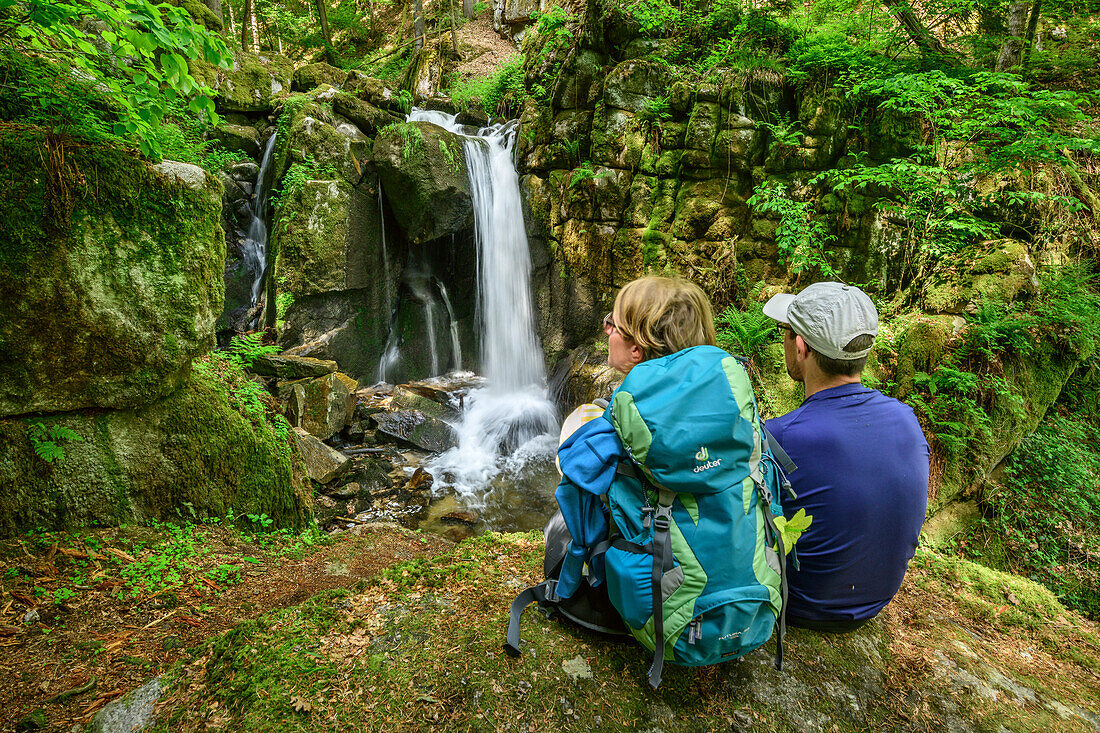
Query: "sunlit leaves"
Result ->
[[2, 0, 232, 158]]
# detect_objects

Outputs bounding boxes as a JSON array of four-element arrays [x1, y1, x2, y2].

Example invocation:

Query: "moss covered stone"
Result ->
[[372, 122, 472, 244], [0, 128, 223, 417], [0, 357, 312, 536], [190, 52, 293, 114]]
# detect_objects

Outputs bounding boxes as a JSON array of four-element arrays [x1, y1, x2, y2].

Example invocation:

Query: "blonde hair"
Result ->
[[613, 276, 717, 359]]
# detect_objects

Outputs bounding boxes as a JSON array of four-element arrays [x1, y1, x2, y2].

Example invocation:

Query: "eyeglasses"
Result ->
[[603, 312, 618, 336], [777, 324, 794, 339]]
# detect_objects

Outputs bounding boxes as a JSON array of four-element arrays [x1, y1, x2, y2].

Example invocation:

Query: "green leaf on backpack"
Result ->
[[772, 508, 813, 555]]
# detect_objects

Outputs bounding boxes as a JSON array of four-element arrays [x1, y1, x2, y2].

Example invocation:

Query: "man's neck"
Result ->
[[803, 372, 862, 400]]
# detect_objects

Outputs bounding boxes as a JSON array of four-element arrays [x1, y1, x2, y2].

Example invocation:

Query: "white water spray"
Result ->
[[409, 109, 558, 502]]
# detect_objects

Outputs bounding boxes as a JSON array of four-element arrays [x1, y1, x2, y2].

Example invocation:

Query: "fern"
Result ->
[[28, 422, 84, 464]]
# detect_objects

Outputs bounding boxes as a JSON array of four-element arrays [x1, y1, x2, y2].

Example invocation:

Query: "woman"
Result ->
[[602, 276, 718, 375], [508, 276, 788, 688]]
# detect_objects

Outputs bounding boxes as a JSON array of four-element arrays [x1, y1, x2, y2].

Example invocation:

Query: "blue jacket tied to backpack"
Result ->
[[506, 345, 792, 688]]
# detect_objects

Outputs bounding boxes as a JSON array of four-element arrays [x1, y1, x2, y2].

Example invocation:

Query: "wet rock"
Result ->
[[408, 467, 433, 491], [151, 160, 209, 190], [328, 482, 361, 500], [89, 677, 162, 733], [391, 383, 457, 420], [290, 427, 350, 484], [372, 410, 457, 453], [332, 93, 402, 137], [252, 354, 338, 380], [441, 509, 479, 526], [344, 421, 367, 443], [23, 608, 40, 624], [346, 456, 394, 494]]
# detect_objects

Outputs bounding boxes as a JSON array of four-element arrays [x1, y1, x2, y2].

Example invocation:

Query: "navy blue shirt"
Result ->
[[765, 383, 929, 622]]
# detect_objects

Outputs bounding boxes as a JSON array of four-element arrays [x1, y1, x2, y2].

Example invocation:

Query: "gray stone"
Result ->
[[372, 410, 457, 453], [151, 160, 209, 190], [89, 678, 162, 733], [285, 372, 356, 440], [251, 354, 339, 380], [290, 427, 350, 484]]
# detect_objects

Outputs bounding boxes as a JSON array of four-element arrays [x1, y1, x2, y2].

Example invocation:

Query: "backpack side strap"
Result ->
[[762, 425, 797, 476], [504, 580, 559, 658]]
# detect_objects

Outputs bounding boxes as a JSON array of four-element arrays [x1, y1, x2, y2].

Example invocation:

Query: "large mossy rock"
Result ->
[[0, 359, 313, 536], [0, 129, 224, 417], [372, 121, 472, 244], [154, 533, 1100, 730], [190, 52, 293, 113]]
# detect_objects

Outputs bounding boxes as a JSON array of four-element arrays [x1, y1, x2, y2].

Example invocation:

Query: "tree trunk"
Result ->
[[226, 0, 235, 38], [204, 0, 223, 30], [883, 0, 952, 56], [315, 0, 337, 65], [463, 0, 473, 20], [1021, 0, 1042, 67], [413, 0, 426, 51], [241, 0, 256, 52], [995, 1, 1029, 71], [448, 0, 459, 55]]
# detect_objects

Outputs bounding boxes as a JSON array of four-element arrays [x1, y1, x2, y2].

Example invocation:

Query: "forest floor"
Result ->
[[3, 521, 1100, 731], [0, 521, 451, 731]]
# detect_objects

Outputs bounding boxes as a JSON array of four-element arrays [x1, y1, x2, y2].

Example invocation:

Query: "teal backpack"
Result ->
[[508, 345, 796, 688]]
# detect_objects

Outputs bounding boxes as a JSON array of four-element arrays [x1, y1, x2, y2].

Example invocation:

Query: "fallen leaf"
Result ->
[[290, 695, 313, 712]]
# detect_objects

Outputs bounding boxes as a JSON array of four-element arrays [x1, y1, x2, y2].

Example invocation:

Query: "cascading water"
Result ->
[[436, 280, 462, 371], [243, 133, 277, 312], [410, 109, 558, 504]]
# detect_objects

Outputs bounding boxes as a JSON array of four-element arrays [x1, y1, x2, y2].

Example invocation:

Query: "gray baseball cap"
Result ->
[[763, 282, 879, 360]]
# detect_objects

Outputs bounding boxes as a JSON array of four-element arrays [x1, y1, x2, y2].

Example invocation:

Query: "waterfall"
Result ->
[[378, 185, 394, 315], [244, 133, 277, 309], [410, 109, 558, 502], [436, 280, 462, 371]]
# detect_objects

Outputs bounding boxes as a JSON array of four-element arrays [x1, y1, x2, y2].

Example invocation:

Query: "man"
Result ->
[[763, 282, 929, 632]]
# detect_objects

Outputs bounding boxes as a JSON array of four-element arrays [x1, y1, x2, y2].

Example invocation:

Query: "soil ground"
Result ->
[[0, 522, 451, 731]]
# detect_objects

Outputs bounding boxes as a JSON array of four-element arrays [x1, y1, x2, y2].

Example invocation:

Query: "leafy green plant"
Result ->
[[964, 411, 1100, 618], [568, 161, 612, 189], [715, 302, 777, 361], [439, 139, 462, 173], [747, 181, 837, 280], [224, 333, 280, 371], [27, 422, 84, 464], [448, 55, 527, 115], [3, 0, 232, 157]]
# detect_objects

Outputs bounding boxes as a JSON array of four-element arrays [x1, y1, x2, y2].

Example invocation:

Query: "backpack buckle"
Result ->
[[653, 506, 672, 532], [543, 579, 559, 603]]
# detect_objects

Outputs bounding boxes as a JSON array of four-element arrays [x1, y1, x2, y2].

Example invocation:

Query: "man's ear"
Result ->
[[794, 334, 811, 360]]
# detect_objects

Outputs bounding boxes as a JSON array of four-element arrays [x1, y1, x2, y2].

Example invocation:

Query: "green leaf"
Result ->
[[772, 508, 813, 555]]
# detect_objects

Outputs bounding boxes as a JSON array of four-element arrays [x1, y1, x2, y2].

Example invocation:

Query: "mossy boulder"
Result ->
[[292, 62, 349, 92], [207, 123, 262, 159], [0, 358, 313, 536], [331, 93, 403, 137], [190, 52, 293, 113], [0, 129, 223, 418], [372, 122, 472, 244], [922, 239, 1039, 314], [272, 93, 368, 185]]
